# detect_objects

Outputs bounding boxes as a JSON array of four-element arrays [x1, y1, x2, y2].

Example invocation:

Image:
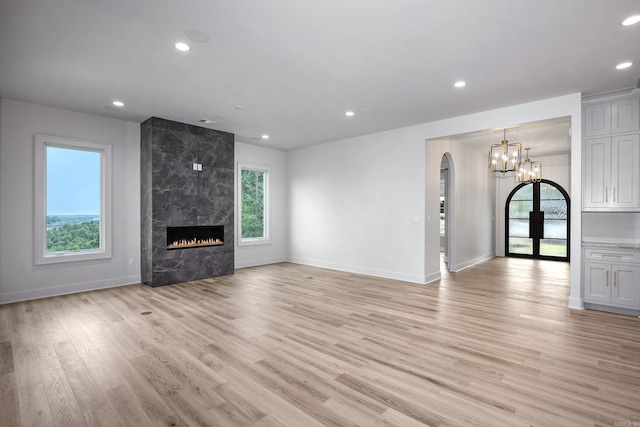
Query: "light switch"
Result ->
[[193, 163, 198, 171], [198, 164, 203, 171]]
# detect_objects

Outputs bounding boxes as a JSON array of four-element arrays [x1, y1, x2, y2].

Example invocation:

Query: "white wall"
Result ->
[[235, 142, 287, 268], [286, 93, 583, 309], [287, 131, 427, 283], [0, 99, 141, 303], [495, 153, 571, 256]]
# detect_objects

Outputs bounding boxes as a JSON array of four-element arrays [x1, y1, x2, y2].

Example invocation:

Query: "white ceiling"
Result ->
[[0, 0, 638, 153]]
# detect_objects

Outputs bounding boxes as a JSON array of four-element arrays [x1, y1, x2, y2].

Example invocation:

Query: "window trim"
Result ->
[[237, 162, 270, 246], [34, 134, 112, 265]]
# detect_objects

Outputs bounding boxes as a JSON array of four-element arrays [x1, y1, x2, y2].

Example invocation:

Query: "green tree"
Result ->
[[47, 220, 100, 252], [241, 170, 265, 238]]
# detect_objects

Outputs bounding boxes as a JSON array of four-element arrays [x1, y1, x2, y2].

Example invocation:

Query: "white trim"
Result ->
[[453, 252, 496, 272], [287, 256, 435, 285], [237, 162, 271, 246], [0, 274, 139, 305], [34, 134, 112, 265], [235, 256, 286, 269]]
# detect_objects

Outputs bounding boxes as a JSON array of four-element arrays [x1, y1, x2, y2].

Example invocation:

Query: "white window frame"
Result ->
[[34, 134, 112, 265], [237, 162, 270, 246]]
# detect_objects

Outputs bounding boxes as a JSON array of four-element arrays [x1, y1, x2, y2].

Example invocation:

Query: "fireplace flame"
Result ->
[[167, 237, 223, 249]]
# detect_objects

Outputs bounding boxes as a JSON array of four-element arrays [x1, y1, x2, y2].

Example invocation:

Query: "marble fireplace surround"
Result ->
[[140, 117, 234, 287]]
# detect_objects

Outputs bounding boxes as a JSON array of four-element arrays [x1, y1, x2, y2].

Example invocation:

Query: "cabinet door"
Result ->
[[611, 98, 640, 134], [583, 262, 610, 303], [610, 134, 640, 209], [584, 137, 611, 209], [611, 264, 640, 307], [585, 102, 611, 137]]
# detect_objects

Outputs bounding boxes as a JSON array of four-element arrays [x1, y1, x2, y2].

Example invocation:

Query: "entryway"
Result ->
[[505, 179, 570, 261]]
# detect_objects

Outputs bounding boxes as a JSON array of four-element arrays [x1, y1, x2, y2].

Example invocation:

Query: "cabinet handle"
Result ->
[[605, 187, 608, 203], [614, 271, 617, 287], [606, 270, 609, 287], [600, 253, 622, 258], [613, 187, 616, 203]]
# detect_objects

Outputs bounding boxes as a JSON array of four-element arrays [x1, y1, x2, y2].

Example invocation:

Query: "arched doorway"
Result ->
[[440, 153, 456, 271], [505, 179, 570, 261]]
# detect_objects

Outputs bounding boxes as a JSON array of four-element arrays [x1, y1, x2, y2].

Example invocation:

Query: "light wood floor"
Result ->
[[1, 258, 639, 426]]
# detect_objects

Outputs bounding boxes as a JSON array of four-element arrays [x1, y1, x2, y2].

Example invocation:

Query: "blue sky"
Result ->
[[47, 146, 100, 215]]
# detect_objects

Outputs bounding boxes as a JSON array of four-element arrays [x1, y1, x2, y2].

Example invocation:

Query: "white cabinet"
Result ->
[[585, 97, 639, 137], [584, 134, 640, 210], [583, 247, 640, 310]]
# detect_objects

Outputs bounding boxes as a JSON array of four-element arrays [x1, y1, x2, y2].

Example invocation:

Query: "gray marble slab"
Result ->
[[141, 117, 234, 287]]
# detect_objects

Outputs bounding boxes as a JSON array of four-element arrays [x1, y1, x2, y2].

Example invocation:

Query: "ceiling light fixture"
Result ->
[[174, 42, 191, 52], [261, 134, 269, 140], [454, 81, 466, 88], [616, 61, 633, 70], [345, 111, 355, 116], [622, 15, 640, 26], [516, 148, 542, 183], [488, 129, 522, 176], [112, 100, 124, 107]]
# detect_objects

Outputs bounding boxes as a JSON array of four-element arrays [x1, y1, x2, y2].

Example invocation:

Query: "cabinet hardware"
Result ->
[[613, 271, 617, 287], [613, 187, 616, 203], [606, 270, 609, 287], [605, 187, 608, 203], [599, 253, 622, 258]]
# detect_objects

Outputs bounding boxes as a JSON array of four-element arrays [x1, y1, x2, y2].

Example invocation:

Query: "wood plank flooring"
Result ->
[[1, 257, 639, 426]]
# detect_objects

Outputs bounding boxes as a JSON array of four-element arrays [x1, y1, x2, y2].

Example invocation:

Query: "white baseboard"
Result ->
[[235, 256, 286, 269], [0, 275, 141, 304], [286, 256, 435, 285], [453, 253, 495, 272]]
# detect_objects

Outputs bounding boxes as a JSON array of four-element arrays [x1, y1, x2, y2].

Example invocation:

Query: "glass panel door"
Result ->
[[539, 183, 568, 257], [506, 180, 570, 261], [508, 185, 533, 255]]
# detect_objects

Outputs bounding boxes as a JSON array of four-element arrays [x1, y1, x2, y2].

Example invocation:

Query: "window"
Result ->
[[238, 163, 269, 245], [34, 134, 112, 264]]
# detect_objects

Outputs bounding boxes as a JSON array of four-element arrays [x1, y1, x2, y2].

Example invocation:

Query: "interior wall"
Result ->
[[496, 153, 571, 256], [0, 99, 141, 303], [286, 93, 582, 307], [235, 142, 287, 268], [287, 132, 428, 283]]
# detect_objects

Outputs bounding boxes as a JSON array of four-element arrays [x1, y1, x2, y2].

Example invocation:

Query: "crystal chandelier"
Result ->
[[516, 148, 542, 183], [488, 129, 521, 175]]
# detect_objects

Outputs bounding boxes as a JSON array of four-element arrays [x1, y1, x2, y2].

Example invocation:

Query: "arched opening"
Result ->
[[440, 153, 456, 271], [505, 179, 570, 261]]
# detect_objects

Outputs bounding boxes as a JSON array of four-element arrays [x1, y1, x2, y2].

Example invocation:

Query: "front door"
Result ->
[[506, 179, 570, 261]]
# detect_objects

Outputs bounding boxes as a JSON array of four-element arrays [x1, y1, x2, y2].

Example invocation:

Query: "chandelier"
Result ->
[[488, 129, 521, 175], [516, 148, 542, 183]]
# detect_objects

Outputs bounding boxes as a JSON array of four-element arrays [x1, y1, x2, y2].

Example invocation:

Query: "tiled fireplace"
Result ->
[[140, 117, 234, 287]]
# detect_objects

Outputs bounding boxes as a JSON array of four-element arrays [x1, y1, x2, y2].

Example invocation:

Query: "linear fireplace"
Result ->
[[167, 225, 224, 250], [141, 117, 234, 287]]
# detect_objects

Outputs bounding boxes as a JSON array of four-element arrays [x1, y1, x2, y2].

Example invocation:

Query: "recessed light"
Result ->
[[396, 25, 421, 41], [174, 42, 191, 52], [345, 111, 355, 116], [261, 134, 269, 139], [235, 105, 244, 110], [616, 62, 633, 70], [454, 81, 466, 88], [185, 29, 211, 43], [622, 15, 640, 26], [112, 100, 124, 107]]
